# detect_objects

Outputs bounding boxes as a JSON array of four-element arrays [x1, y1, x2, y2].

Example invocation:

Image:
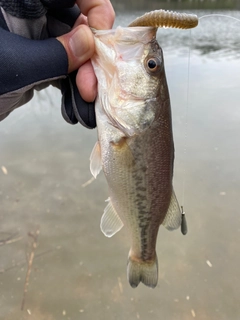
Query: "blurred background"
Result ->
[[0, 1, 240, 319], [112, 0, 240, 10]]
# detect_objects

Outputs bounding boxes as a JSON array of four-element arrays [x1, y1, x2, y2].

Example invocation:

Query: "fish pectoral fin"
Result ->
[[90, 141, 102, 178], [100, 198, 124, 238], [162, 190, 182, 231]]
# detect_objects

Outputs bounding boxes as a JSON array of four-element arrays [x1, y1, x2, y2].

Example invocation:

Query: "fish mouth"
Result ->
[[92, 26, 158, 46]]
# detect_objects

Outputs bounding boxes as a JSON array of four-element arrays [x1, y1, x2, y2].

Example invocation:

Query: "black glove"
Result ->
[[0, 0, 96, 128], [61, 71, 96, 128]]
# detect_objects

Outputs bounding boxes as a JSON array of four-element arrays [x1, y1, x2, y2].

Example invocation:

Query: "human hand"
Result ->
[[57, 0, 115, 102], [0, 1, 114, 127]]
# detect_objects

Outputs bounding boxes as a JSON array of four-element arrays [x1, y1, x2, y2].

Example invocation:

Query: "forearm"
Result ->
[[0, 27, 68, 95], [0, 26, 69, 121], [0, 0, 106, 127]]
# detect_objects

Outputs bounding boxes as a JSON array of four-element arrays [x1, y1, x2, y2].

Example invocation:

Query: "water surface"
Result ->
[[0, 9, 240, 320]]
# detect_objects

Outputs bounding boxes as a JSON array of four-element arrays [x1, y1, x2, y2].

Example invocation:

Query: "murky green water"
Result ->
[[1, 7, 240, 320]]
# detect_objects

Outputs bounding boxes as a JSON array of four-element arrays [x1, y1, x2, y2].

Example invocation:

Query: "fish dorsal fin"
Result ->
[[162, 190, 182, 231], [90, 141, 102, 178], [100, 198, 124, 237]]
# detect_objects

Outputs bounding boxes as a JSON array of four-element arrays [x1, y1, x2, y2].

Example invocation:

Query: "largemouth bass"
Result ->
[[90, 10, 198, 288]]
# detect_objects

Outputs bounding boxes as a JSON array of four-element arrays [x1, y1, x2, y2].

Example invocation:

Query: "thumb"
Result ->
[[57, 25, 95, 74]]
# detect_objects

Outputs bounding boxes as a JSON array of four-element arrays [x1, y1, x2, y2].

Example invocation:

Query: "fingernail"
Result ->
[[69, 27, 90, 59]]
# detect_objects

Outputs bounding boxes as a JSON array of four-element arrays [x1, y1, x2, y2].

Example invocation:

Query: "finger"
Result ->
[[57, 24, 94, 73], [76, 0, 115, 29], [76, 60, 97, 102], [73, 13, 88, 28]]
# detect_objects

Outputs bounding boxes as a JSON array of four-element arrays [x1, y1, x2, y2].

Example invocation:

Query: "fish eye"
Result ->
[[145, 57, 161, 73]]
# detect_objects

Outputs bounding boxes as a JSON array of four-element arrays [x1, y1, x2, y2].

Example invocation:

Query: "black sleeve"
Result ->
[[0, 27, 68, 95], [47, 6, 81, 28], [0, 0, 76, 19], [41, 0, 76, 9]]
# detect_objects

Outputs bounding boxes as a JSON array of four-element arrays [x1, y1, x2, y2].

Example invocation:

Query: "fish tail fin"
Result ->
[[127, 253, 158, 288]]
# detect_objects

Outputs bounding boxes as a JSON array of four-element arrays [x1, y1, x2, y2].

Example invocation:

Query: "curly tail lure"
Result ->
[[128, 9, 198, 29]]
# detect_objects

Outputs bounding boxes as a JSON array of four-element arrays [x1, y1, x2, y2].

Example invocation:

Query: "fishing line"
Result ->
[[199, 14, 240, 23], [180, 13, 240, 218], [179, 28, 192, 235], [180, 28, 191, 210]]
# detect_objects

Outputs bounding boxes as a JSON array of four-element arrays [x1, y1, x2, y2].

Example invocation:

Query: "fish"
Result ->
[[89, 10, 198, 288]]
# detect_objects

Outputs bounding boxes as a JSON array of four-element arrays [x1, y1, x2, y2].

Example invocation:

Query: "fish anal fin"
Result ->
[[127, 253, 158, 289], [162, 190, 181, 231], [90, 141, 102, 178], [100, 198, 124, 237]]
